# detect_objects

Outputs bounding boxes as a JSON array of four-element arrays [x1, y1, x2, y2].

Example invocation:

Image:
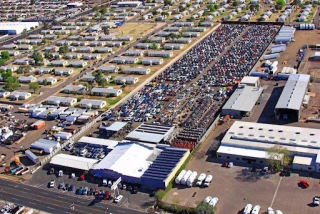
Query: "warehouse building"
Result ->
[[92, 143, 190, 189], [77, 136, 118, 151], [99, 122, 128, 137], [275, 74, 310, 121], [0, 22, 39, 35], [217, 121, 320, 172], [50, 154, 98, 171], [221, 84, 264, 118], [125, 123, 174, 144]]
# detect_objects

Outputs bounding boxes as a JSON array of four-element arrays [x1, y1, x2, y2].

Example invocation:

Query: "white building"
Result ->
[[217, 121, 320, 172], [0, 22, 39, 35], [10, 91, 31, 100], [79, 99, 107, 109]]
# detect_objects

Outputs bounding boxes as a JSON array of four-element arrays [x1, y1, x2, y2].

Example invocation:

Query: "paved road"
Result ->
[[0, 178, 145, 214]]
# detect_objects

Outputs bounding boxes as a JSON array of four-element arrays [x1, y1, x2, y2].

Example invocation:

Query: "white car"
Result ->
[[243, 204, 252, 214], [251, 205, 261, 214], [203, 175, 213, 187], [114, 195, 123, 203], [58, 170, 63, 177], [268, 207, 275, 214], [227, 162, 234, 168], [313, 197, 320, 206], [102, 178, 108, 186], [49, 180, 55, 188], [108, 180, 113, 187], [196, 173, 206, 186], [275, 210, 283, 214], [209, 197, 218, 207], [204, 196, 212, 204]]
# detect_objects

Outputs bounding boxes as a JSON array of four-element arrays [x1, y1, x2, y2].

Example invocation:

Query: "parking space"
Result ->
[[25, 167, 155, 211]]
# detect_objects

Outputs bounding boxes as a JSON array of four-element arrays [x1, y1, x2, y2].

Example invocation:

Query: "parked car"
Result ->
[[222, 162, 228, 167], [261, 167, 268, 174], [76, 187, 83, 195], [97, 190, 104, 200], [58, 182, 65, 190], [209, 197, 218, 207], [280, 170, 291, 177], [83, 187, 88, 195], [69, 185, 75, 192], [313, 197, 319, 206], [114, 195, 123, 203], [127, 185, 132, 192], [227, 162, 233, 168], [204, 196, 212, 203], [108, 180, 113, 187], [203, 175, 213, 187], [243, 204, 252, 214], [105, 191, 111, 200], [275, 211, 283, 214], [103, 178, 108, 186], [300, 180, 310, 188], [132, 186, 138, 194], [64, 143, 73, 151], [267, 207, 275, 214], [251, 205, 261, 214], [58, 170, 63, 177], [49, 180, 55, 188], [122, 183, 127, 190]]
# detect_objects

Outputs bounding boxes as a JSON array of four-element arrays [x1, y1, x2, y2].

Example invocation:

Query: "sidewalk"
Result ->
[[0, 200, 51, 214]]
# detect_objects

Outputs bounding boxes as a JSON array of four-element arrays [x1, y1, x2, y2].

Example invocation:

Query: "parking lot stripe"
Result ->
[[270, 177, 282, 207]]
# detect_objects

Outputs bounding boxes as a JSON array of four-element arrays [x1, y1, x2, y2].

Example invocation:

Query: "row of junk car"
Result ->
[[243, 204, 283, 214]]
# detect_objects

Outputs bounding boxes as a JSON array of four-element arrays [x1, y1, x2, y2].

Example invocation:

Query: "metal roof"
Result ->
[[78, 136, 118, 149], [50, 154, 98, 170], [105, 122, 128, 132], [93, 143, 153, 178], [221, 121, 320, 156], [125, 123, 174, 144], [222, 85, 263, 112], [141, 147, 189, 181], [275, 74, 310, 111], [240, 76, 259, 85], [293, 156, 314, 166]]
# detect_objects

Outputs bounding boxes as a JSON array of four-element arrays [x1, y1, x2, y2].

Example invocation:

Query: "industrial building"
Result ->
[[91, 143, 190, 189], [275, 74, 310, 121], [221, 84, 264, 118], [50, 154, 98, 171], [0, 22, 40, 35], [77, 136, 118, 151], [217, 121, 320, 172], [125, 123, 175, 144], [99, 122, 128, 137]]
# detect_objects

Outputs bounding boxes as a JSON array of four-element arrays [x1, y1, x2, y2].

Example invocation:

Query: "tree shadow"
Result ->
[[234, 168, 271, 183]]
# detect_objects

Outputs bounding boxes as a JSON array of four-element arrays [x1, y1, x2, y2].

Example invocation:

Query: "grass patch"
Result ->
[[32, 45, 39, 50], [113, 23, 156, 40], [106, 96, 121, 105]]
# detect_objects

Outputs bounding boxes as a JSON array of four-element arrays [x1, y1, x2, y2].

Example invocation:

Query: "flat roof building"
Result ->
[[217, 121, 320, 172], [50, 154, 98, 171], [275, 74, 310, 121], [125, 123, 174, 144], [221, 85, 264, 118]]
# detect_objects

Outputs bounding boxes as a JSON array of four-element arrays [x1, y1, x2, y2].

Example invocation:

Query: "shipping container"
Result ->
[[25, 150, 39, 163], [31, 120, 46, 130], [274, 37, 291, 44], [263, 53, 280, 60]]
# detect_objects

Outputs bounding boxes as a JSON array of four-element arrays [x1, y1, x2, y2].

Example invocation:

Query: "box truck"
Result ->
[[187, 171, 198, 187], [180, 170, 192, 185], [175, 170, 187, 184]]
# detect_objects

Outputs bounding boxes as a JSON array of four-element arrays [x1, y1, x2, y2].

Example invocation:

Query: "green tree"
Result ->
[[1, 51, 10, 61], [99, 78, 108, 88], [164, 0, 172, 6], [16, 65, 31, 75], [29, 82, 40, 93], [102, 26, 110, 35], [93, 5, 99, 11], [43, 22, 49, 30], [4, 76, 20, 91], [100, 5, 107, 15], [30, 0, 35, 5], [94, 71, 103, 82], [59, 44, 68, 55], [32, 52, 44, 65], [42, 79, 48, 86], [161, 12, 169, 16], [151, 43, 159, 50], [0, 59, 6, 66], [207, 4, 216, 12], [276, 0, 285, 10], [195, 201, 214, 214], [214, 4, 219, 10], [266, 145, 290, 172]]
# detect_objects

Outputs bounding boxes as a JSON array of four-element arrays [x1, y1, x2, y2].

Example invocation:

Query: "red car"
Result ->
[[79, 174, 85, 181], [105, 191, 110, 200], [222, 162, 229, 167], [300, 180, 310, 188]]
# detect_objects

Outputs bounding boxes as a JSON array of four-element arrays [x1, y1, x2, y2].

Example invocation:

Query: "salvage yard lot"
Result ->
[[164, 159, 320, 214]]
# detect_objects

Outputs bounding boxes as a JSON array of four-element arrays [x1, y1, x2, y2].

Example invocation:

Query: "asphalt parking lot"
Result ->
[[25, 167, 155, 212], [164, 155, 320, 214]]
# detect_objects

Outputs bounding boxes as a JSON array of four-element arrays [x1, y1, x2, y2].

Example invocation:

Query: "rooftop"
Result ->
[[222, 85, 264, 112], [275, 74, 310, 111], [50, 154, 98, 171]]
